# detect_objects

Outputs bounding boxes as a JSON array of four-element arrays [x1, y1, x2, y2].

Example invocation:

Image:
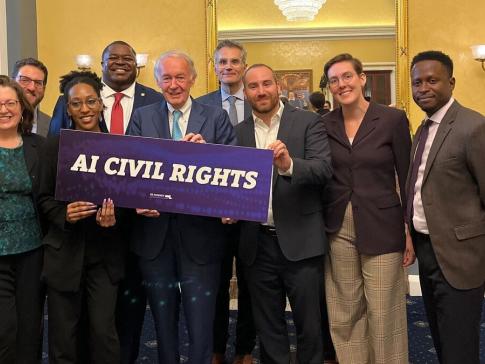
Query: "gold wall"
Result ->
[[408, 0, 485, 129], [36, 0, 209, 115], [243, 38, 396, 93], [218, 0, 395, 29]]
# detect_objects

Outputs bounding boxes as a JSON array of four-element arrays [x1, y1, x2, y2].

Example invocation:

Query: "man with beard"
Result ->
[[48, 41, 163, 364], [12, 58, 50, 136], [196, 40, 255, 364], [232, 64, 332, 363]]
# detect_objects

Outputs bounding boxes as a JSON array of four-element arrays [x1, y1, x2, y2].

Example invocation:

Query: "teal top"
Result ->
[[0, 144, 42, 255]]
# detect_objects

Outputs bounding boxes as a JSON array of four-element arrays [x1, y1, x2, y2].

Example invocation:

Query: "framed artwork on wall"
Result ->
[[275, 69, 313, 110]]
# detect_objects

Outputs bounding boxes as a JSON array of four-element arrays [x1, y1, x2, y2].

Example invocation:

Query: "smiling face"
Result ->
[[327, 60, 366, 107], [0, 86, 22, 133], [67, 83, 103, 132], [15, 65, 46, 107], [156, 56, 195, 109], [411, 60, 455, 116], [102, 43, 137, 92], [214, 46, 246, 88], [243, 65, 281, 118]]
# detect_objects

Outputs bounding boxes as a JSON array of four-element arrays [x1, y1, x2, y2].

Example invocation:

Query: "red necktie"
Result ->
[[110, 92, 124, 134]]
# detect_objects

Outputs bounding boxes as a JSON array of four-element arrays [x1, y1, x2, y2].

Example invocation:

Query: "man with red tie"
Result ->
[[48, 40, 163, 135]]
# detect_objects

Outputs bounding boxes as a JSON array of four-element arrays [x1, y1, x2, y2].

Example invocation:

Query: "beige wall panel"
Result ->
[[37, 0, 208, 115]]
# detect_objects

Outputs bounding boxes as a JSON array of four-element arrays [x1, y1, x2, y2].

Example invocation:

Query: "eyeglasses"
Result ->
[[16, 75, 45, 88], [0, 100, 20, 110], [328, 72, 357, 88], [68, 98, 101, 111]]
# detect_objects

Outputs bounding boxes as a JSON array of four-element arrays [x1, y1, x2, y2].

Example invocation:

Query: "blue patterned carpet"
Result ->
[[42, 296, 485, 363]]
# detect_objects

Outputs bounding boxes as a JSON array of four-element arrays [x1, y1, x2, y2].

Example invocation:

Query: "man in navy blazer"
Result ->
[[47, 41, 163, 364], [127, 50, 236, 364], [233, 64, 332, 364], [196, 40, 255, 364], [47, 40, 163, 135]]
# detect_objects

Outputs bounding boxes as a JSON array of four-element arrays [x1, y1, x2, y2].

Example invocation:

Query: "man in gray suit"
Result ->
[[233, 63, 332, 364], [12, 58, 50, 136], [196, 40, 255, 364], [408, 50, 485, 364]]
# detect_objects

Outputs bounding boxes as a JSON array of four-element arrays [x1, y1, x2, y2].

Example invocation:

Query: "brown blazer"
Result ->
[[323, 102, 411, 255], [406, 100, 485, 290]]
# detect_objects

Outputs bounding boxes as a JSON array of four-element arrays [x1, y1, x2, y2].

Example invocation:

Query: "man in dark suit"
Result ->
[[48, 40, 163, 364], [12, 57, 51, 136], [127, 50, 236, 364], [408, 50, 485, 364], [232, 64, 332, 363], [196, 40, 255, 364], [48, 40, 163, 135]]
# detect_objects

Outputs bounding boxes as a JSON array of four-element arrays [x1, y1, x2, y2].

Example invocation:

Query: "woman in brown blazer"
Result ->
[[322, 54, 415, 363]]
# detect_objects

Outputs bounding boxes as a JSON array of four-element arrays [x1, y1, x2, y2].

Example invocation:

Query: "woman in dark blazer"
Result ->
[[38, 71, 125, 363], [322, 54, 415, 363], [0, 75, 44, 363]]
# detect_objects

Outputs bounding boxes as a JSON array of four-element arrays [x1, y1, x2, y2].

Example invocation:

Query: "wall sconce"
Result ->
[[471, 45, 485, 71], [136, 53, 149, 78], [76, 54, 93, 71]]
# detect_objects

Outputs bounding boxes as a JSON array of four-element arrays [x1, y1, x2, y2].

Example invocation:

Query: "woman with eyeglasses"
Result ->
[[0, 75, 44, 363], [38, 71, 125, 363], [321, 54, 415, 363]]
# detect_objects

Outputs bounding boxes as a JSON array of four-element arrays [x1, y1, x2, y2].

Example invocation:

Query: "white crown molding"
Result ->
[[218, 25, 395, 43]]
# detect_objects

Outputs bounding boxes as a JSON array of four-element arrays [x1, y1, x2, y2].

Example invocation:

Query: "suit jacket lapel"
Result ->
[[155, 101, 171, 139], [133, 83, 143, 109], [238, 117, 257, 148], [352, 102, 378, 147], [422, 101, 457, 184], [243, 99, 252, 120], [186, 99, 206, 135], [325, 109, 351, 149]]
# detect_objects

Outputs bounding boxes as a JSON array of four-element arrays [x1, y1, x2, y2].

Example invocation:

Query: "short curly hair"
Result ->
[[59, 71, 103, 99]]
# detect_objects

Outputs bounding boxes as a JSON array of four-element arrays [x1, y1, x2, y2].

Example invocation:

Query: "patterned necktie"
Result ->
[[406, 119, 434, 223], [172, 110, 183, 141], [228, 95, 238, 126], [110, 92, 124, 134]]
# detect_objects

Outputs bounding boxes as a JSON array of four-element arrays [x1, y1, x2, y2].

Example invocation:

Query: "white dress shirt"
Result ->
[[253, 101, 293, 226], [101, 81, 136, 133], [413, 97, 455, 233], [221, 86, 245, 124], [31, 107, 39, 134], [167, 98, 192, 137]]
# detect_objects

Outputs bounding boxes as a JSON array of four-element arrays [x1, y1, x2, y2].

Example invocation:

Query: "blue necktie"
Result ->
[[172, 110, 183, 141], [227, 96, 238, 126]]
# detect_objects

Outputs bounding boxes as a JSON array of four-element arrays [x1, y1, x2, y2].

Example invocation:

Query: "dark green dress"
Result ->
[[0, 145, 42, 255]]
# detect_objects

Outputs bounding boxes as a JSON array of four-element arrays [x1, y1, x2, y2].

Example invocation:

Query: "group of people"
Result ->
[[0, 38, 484, 364]]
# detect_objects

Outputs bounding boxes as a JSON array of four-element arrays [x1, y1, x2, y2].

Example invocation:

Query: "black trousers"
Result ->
[[0, 247, 43, 364], [116, 251, 147, 364], [213, 224, 256, 355], [414, 231, 485, 364], [245, 229, 324, 364], [47, 260, 119, 364]]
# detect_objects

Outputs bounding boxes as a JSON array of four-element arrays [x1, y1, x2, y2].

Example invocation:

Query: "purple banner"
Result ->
[[55, 130, 272, 222]]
